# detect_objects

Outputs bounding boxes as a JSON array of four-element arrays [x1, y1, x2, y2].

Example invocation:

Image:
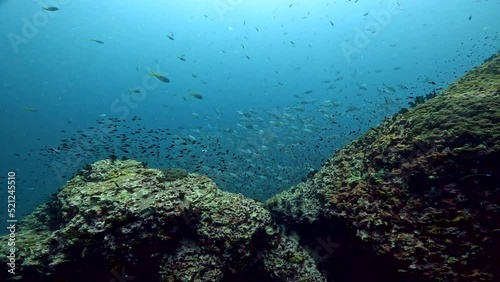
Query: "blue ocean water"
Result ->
[[0, 0, 498, 224]]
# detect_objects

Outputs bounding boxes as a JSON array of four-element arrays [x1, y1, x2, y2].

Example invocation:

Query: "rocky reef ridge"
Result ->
[[1, 160, 325, 281], [2, 53, 499, 281], [267, 52, 500, 281]]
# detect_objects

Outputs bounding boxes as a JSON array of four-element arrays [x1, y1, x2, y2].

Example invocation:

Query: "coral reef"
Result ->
[[2, 53, 499, 282], [266, 52, 500, 281], [159, 168, 189, 182], [1, 159, 325, 282]]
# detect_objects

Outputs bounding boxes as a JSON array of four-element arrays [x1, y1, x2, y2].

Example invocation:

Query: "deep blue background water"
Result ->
[[0, 0, 499, 224]]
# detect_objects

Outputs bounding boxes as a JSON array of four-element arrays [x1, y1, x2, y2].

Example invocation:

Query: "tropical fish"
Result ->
[[346, 105, 360, 112], [383, 83, 396, 92], [190, 93, 203, 100], [357, 83, 368, 90], [91, 39, 104, 44], [43, 7, 59, 11], [151, 72, 170, 83], [299, 99, 317, 104], [23, 107, 38, 112], [302, 128, 313, 133]]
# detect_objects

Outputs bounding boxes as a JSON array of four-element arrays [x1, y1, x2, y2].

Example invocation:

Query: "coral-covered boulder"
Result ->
[[1, 159, 326, 282], [266, 53, 500, 281]]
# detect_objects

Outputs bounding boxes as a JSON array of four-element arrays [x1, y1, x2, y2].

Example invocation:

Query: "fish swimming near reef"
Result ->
[[190, 93, 203, 100], [43, 7, 59, 11], [23, 107, 38, 112], [151, 72, 170, 83], [357, 83, 368, 90]]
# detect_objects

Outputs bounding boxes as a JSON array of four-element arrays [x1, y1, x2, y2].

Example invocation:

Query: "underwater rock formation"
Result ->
[[1, 159, 326, 282], [266, 53, 500, 281], [2, 53, 499, 282]]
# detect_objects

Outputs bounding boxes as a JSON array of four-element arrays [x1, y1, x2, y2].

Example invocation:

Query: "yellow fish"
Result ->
[[189, 93, 203, 100], [151, 71, 170, 83]]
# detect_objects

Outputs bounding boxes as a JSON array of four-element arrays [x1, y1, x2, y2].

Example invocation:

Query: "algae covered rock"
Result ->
[[1, 159, 325, 282], [266, 53, 500, 281], [159, 168, 189, 182]]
